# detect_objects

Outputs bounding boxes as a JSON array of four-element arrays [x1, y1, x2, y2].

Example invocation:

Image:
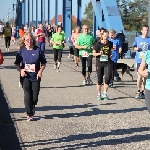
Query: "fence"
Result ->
[[125, 31, 139, 48]]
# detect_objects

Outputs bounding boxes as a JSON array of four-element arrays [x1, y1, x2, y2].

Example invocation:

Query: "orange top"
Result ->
[[19, 29, 24, 38]]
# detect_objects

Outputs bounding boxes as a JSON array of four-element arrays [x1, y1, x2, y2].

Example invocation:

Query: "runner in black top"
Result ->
[[93, 30, 113, 100], [46, 24, 53, 46]]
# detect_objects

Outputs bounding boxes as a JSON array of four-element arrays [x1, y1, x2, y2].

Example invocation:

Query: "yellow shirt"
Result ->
[[4, 26, 11, 37]]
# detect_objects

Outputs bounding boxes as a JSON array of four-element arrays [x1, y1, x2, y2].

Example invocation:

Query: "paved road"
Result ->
[[0, 39, 150, 150]]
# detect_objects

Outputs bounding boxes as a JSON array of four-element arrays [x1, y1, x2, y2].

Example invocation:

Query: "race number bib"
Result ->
[[139, 52, 143, 58], [82, 51, 89, 57], [100, 55, 108, 61], [24, 64, 35, 72], [41, 33, 45, 37]]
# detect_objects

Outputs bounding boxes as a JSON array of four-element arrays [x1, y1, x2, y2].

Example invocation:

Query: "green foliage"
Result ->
[[82, 0, 149, 31], [81, 1, 93, 29], [117, 0, 149, 31]]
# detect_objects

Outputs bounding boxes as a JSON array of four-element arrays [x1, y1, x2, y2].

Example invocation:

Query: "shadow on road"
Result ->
[[22, 126, 150, 149], [0, 83, 23, 150]]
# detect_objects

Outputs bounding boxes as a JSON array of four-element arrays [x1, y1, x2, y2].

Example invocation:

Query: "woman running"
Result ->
[[51, 25, 65, 72], [67, 29, 75, 61], [14, 32, 47, 121], [35, 24, 47, 53], [71, 26, 81, 67], [93, 30, 113, 100]]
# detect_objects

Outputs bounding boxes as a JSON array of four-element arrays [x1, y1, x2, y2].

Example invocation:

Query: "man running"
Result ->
[[108, 29, 122, 87], [3, 22, 11, 51], [133, 25, 150, 99], [75, 25, 95, 85]]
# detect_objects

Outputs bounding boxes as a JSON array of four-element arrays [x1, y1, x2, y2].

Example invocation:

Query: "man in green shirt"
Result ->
[[75, 25, 95, 85], [51, 25, 65, 72]]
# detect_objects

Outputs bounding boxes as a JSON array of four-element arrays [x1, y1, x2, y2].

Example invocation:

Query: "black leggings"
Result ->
[[4, 37, 11, 48], [23, 79, 40, 116], [97, 61, 112, 85], [53, 48, 62, 62], [69, 46, 74, 55], [80, 55, 93, 76], [111, 62, 119, 82]]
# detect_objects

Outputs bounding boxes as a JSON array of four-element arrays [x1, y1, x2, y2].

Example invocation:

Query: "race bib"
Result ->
[[82, 51, 89, 57], [139, 52, 143, 58], [24, 64, 35, 72], [41, 33, 45, 37], [100, 55, 108, 61]]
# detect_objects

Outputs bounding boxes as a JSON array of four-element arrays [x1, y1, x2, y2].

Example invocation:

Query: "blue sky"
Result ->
[[0, 0, 90, 23]]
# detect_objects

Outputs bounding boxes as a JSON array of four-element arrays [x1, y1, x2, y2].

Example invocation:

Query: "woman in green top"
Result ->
[[51, 25, 65, 72]]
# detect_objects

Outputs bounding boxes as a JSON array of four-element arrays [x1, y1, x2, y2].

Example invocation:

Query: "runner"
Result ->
[[46, 24, 53, 46], [0, 23, 4, 40], [71, 26, 81, 67], [11, 24, 16, 45], [133, 25, 150, 99], [31, 26, 35, 36], [14, 32, 47, 121], [138, 50, 150, 113], [51, 25, 65, 72], [19, 25, 25, 38], [108, 29, 122, 87], [93, 30, 113, 100], [67, 29, 75, 61], [35, 24, 47, 53], [3, 22, 11, 51], [75, 25, 95, 85]]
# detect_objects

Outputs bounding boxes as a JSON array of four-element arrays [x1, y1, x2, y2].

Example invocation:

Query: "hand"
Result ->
[[135, 47, 141, 51], [142, 69, 148, 78], [38, 33, 42, 36], [82, 45, 88, 49], [119, 49, 122, 53], [110, 55, 113, 58], [20, 69, 27, 77], [99, 51, 103, 55], [37, 71, 42, 79]]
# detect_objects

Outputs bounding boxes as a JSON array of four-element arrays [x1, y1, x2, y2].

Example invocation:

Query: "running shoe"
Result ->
[[54, 64, 57, 70], [116, 77, 121, 82], [109, 82, 114, 88], [102, 92, 109, 100], [135, 92, 140, 99], [96, 94, 101, 100], [83, 79, 87, 85], [57, 67, 61, 72], [87, 77, 93, 84], [27, 116, 33, 121], [140, 92, 145, 99]]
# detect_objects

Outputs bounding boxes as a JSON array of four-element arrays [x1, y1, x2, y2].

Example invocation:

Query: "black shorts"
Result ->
[[73, 45, 79, 57]]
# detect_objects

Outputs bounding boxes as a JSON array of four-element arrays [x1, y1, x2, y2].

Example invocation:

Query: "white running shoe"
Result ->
[[83, 79, 87, 85], [54, 64, 57, 70]]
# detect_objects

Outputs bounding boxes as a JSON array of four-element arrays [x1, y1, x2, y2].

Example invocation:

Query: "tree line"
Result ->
[[81, 0, 149, 31]]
